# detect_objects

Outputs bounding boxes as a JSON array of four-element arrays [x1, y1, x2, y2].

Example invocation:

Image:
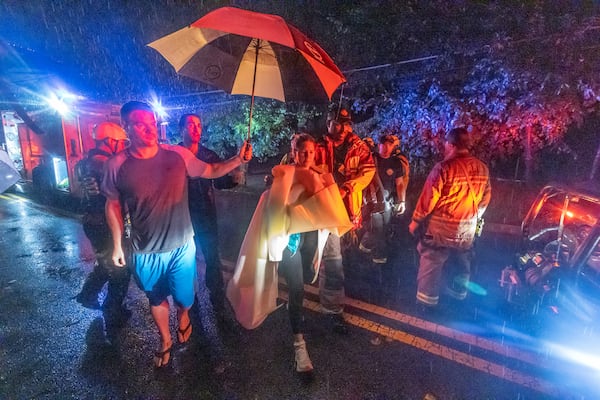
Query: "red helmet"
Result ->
[[92, 121, 127, 141]]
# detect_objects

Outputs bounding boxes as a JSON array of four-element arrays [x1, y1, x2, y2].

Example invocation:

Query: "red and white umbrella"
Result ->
[[148, 6, 346, 137]]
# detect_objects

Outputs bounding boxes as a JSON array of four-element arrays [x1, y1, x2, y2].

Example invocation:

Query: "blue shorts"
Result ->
[[132, 240, 196, 308]]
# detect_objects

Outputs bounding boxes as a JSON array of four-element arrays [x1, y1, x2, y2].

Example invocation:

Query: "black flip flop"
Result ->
[[177, 322, 192, 344], [154, 346, 172, 368]]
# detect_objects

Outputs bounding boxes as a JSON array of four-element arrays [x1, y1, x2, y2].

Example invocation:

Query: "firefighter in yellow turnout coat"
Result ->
[[314, 108, 375, 332], [409, 128, 491, 308]]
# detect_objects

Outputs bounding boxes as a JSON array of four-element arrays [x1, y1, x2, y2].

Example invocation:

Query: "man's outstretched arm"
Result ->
[[174, 141, 253, 179], [106, 198, 126, 267]]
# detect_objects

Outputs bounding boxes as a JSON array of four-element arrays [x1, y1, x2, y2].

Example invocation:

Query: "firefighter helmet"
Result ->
[[92, 121, 127, 141], [327, 107, 352, 125]]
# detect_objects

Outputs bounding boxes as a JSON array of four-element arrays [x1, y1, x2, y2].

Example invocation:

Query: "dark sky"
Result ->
[[0, 1, 236, 103], [2, 1, 598, 108], [0, 0, 373, 106]]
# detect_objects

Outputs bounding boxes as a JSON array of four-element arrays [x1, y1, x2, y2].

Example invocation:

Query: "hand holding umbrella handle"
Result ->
[[239, 141, 253, 163]]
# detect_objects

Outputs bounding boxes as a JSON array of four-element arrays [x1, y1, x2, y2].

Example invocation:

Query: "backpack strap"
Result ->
[[455, 160, 483, 219]]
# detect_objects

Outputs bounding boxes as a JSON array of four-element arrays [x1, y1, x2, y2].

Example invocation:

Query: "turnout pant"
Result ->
[[80, 217, 130, 313], [361, 205, 392, 262], [416, 238, 472, 306], [319, 233, 345, 314]]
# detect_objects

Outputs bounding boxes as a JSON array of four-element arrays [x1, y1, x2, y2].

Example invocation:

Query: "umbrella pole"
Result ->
[[247, 95, 254, 141], [238, 39, 261, 186], [247, 39, 261, 140]]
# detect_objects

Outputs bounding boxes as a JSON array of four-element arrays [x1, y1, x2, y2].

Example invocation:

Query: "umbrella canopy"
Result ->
[[0, 149, 20, 193], [147, 7, 346, 103]]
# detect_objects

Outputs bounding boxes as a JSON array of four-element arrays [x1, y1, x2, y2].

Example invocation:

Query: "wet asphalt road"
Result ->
[[0, 191, 598, 400]]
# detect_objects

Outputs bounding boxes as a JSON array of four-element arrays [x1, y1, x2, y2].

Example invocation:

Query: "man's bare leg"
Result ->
[[151, 300, 172, 367], [177, 306, 192, 344]]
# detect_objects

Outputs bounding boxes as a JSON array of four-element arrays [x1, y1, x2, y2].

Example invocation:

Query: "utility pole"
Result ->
[[591, 135, 600, 181], [524, 125, 533, 182]]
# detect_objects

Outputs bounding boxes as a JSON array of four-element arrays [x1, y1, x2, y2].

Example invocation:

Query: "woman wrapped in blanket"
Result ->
[[226, 133, 352, 374]]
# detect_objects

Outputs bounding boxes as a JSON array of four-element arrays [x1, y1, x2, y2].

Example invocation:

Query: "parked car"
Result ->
[[500, 182, 600, 317]]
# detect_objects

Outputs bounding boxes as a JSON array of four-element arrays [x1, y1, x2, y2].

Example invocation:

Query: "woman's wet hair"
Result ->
[[292, 133, 316, 150]]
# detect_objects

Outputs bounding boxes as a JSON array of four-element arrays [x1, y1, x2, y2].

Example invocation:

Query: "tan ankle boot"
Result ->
[[293, 340, 314, 372]]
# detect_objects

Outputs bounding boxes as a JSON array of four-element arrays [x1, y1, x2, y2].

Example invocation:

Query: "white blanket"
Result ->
[[226, 165, 353, 329]]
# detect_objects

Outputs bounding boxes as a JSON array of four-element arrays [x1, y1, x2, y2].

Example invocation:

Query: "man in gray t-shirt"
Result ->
[[102, 101, 252, 368]]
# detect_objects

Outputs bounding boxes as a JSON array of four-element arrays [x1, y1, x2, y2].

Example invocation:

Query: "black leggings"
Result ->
[[279, 231, 318, 334]]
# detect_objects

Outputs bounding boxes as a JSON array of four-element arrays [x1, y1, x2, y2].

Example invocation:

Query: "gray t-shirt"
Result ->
[[102, 145, 193, 253]]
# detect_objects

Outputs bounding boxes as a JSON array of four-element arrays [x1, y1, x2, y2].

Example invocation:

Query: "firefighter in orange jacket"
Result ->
[[75, 122, 132, 337], [314, 108, 375, 333], [408, 127, 491, 309]]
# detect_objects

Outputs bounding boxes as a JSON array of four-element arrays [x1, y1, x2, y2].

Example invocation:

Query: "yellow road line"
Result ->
[[222, 261, 542, 366], [302, 284, 545, 367], [279, 290, 561, 398], [223, 263, 561, 396]]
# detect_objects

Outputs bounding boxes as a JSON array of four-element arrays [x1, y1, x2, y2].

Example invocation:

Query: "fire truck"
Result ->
[[0, 42, 130, 200], [1, 98, 121, 199]]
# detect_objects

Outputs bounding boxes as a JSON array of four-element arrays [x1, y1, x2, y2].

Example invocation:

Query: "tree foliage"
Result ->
[[347, 8, 600, 179], [165, 97, 321, 162], [193, 2, 600, 180]]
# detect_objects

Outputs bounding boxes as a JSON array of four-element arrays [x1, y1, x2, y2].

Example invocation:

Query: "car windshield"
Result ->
[[526, 186, 600, 266]]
